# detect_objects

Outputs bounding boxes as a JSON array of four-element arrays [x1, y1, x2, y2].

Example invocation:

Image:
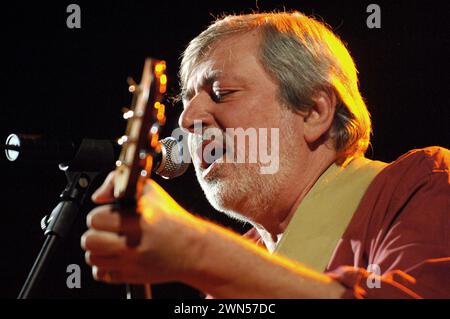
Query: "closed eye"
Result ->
[[211, 90, 237, 103]]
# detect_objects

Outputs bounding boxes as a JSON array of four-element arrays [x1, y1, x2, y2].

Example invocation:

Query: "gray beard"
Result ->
[[190, 109, 298, 224], [192, 121, 296, 225], [196, 162, 277, 224]]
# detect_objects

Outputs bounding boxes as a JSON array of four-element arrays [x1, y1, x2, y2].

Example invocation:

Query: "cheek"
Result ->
[[216, 105, 277, 130], [212, 108, 243, 130]]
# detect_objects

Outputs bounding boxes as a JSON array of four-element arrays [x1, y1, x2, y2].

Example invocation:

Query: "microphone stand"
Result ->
[[17, 167, 100, 299]]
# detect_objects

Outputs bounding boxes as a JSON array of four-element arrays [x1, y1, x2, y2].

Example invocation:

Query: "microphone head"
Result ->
[[156, 137, 190, 179], [5, 134, 21, 161]]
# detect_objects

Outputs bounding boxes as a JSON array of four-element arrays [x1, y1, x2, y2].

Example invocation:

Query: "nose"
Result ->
[[178, 92, 215, 134]]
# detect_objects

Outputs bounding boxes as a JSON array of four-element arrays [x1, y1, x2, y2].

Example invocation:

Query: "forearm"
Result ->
[[182, 221, 345, 299]]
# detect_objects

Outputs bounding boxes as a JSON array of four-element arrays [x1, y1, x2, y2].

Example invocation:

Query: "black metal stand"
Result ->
[[18, 169, 100, 299]]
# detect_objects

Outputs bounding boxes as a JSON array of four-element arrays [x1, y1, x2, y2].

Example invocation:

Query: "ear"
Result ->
[[303, 89, 337, 144]]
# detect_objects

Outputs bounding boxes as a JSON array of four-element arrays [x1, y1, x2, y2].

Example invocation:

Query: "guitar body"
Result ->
[[113, 58, 167, 299]]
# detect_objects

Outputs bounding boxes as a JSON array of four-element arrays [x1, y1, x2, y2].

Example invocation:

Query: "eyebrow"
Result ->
[[182, 68, 223, 101], [199, 69, 223, 86]]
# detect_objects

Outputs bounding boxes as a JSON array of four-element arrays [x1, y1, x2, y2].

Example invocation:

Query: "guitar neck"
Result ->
[[113, 58, 167, 300]]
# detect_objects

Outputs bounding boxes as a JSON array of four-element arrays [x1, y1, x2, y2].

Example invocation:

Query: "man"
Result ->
[[81, 12, 449, 298]]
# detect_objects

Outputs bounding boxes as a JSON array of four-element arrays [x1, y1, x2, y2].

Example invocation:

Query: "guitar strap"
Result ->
[[274, 157, 387, 272]]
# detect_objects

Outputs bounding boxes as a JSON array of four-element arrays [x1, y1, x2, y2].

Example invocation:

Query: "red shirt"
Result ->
[[326, 147, 449, 298], [247, 147, 450, 298]]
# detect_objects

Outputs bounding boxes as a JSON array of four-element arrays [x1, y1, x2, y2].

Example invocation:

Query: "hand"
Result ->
[[81, 172, 206, 285]]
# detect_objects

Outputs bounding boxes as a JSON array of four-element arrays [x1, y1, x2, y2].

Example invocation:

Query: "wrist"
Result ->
[[175, 214, 212, 284], [181, 221, 254, 297]]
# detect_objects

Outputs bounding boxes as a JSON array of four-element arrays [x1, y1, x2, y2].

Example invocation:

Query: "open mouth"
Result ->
[[198, 139, 227, 170]]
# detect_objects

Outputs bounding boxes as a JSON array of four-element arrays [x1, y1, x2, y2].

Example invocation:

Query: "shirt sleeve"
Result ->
[[327, 258, 450, 299], [327, 147, 450, 299]]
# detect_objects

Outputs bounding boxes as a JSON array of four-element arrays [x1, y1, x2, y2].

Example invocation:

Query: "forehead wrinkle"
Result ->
[[188, 61, 223, 93]]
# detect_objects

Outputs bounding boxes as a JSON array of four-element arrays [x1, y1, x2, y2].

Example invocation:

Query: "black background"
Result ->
[[0, 0, 448, 298]]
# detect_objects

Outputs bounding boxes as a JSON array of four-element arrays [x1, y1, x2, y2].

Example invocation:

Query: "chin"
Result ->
[[204, 187, 252, 224], [195, 162, 270, 224]]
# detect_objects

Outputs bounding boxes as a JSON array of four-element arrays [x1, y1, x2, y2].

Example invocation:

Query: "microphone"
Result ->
[[153, 136, 190, 179], [4, 134, 189, 179]]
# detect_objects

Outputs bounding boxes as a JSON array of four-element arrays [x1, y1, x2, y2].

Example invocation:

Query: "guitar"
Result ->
[[113, 58, 168, 299]]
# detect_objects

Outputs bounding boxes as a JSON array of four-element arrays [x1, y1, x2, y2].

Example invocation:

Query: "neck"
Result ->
[[255, 146, 336, 246]]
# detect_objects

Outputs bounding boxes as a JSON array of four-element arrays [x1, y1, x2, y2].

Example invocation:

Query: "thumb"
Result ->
[[92, 171, 116, 203]]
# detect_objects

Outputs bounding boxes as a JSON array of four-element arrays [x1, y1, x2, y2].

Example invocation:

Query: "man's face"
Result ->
[[179, 31, 305, 223]]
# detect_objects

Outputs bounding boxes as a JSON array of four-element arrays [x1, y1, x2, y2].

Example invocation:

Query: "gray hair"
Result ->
[[180, 12, 371, 160]]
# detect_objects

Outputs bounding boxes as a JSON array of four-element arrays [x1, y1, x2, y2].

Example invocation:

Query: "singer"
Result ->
[[81, 12, 449, 298]]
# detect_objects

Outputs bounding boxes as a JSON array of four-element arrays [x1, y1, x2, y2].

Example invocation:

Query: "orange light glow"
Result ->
[[160, 74, 167, 85], [157, 103, 166, 124], [155, 61, 166, 75], [151, 133, 159, 148], [154, 142, 162, 153], [144, 155, 153, 176], [157, 113, 166, 125]]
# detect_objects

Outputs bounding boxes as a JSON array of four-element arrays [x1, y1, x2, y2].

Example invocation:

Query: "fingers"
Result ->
[[83, 227, 143, 284], [93, 264, 151, 284], [92, 171, 116, 204], [92, 266, 142, 284], [87, 206, 121, 232], [83, 205, 142, 253], [81, 229, 127, 255], [85, 251, 122, 268], [86, 205, 142, 245], [92, 266, 123, 284]]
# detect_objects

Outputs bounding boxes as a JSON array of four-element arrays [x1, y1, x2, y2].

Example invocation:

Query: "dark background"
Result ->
[[0, 0, 448, 298]]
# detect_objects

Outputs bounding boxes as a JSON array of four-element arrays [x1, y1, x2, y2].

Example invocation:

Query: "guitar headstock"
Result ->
[[114, 58, 167, 202]]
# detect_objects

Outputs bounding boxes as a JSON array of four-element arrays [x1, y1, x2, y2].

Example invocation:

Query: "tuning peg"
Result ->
[[115, 160, 125, 167], [117, 135, 129, 145], [117, 135, 138, 146], [127, 77, 139, 93], [150, 123, 160, 135], [122, 107, 134, 120], [140, 170, 148, 177], [139, 150, 147, 160]]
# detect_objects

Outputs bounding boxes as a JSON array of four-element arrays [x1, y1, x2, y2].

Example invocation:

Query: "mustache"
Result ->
[[189, 127, 228, 164], [186, 125, 281, 175], [190, 127, 227, 149]]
